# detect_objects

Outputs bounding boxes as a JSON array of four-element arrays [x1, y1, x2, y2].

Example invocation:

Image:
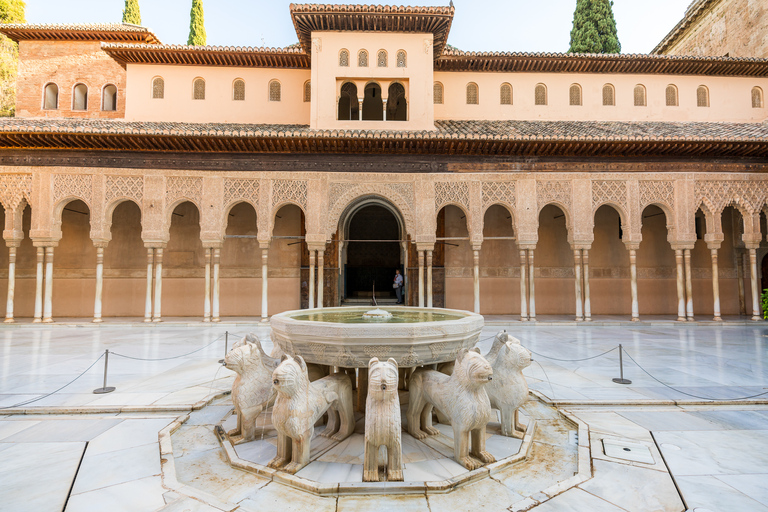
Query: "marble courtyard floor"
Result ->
[[0, 320, 766, 511]]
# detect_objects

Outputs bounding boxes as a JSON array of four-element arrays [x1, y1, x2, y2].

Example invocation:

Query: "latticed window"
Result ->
[[500, 83, 512, 105], [666, 85, 678, 106], [233, 79, 245, 101], [339, 49, 349, 67], [466, 82, 478, 105], [602, 84, 614, 106], [433, 82, 444, 104], [753, 87, 764, 108], [269, 80, 281, 102], [634, 85, 646, 106], [534, 84, 547, 105], [697, 85, 709, 107], [193, 78, 205, 100], [152, 77, 164, 99], [396, 50, 406, 67], [569, 84, 581, 106], [304, 81, 311, 102], [377, 50, 387, 67], [358, 50, 368, 67]]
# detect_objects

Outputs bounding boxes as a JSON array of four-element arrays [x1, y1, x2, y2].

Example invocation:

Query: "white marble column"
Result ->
[[674, 249, 686, 322], [629, 248, 639, 321], [418, 250, 424, 308], [684, 249, 694, 321], [710, 246, 722, 321], [152, 248, 163, 322], [212, 248, 221, 322], [358, 100, 363, 121], [203, 248, 211, 322], [519, 249, 528, 321], [573, 249, 584, 321], [93, 245, 105, 323], [144, 248, 153, 322], [737, 251, 746, 316], [308, 250, 316, 309], [472, 248, 480, 314], [749, 247, 760, 321], [261, 247, 269, 321], [382, 98, 387, 121], [33, 247, 43, 323], [4, 244, 17, 323], [42, 246, 54, 323], [583, 249, 591, 321], [426, 249, 433, 308], [317, 250, 324, 309], [528, 249, 536, 321]]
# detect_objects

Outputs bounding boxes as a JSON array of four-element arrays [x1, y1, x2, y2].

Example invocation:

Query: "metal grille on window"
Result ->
[[535, 84, 546, 105], [500, 84, 512, 105], [602, 84, 614, 106], [269, 81, 281, 102], [634, 85, 646, 106], [569, 84, 581, 106], [433, 82, 443, 104], [666, 85, 678, 106], [358, 50, 368, 67], [396, 50, 406, 67], [697, 86, 709, 107], [233, 79, 245, 101], [304, 81, 311, 102], [193, 79, 205, 100], [753, 87, 764, 108], [152, 78, 164, 99], [339, 50, 349, 67], [377, 50, 387, 67], [466, 83, 478, 105]]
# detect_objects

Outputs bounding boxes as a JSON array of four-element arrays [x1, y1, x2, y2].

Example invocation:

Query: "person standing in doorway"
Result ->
[[394, 268, 404, 304]]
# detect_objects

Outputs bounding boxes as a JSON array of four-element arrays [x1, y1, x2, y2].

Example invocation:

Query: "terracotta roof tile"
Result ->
[[102, 42, 309, 68], [0, 22, 161, 44]]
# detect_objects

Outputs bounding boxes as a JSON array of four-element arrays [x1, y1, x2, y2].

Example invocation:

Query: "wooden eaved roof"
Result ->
[[102, 43, 310, 69], [0, 23, 161, 44], [289, 3, 454, 58]]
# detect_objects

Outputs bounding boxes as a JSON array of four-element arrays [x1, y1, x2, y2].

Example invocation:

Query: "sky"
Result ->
[[25, 0, 693, 54]]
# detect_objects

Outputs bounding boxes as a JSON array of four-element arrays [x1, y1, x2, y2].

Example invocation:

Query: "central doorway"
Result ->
[[341, 199, 405, 305]]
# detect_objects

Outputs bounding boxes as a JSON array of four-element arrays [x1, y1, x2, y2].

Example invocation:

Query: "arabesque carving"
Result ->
[[435, 181, 470, 212], [592, 180, 627, 213], [166, 176, 202, 206], [694, 180, 768, 215], [0, 174, 32, 210], [537, 180, 572, 212], [53, 174, 93, 206], [105, 175, 143, 206], [482, 181, 516, 211], [327, 181, 415, 237], [639, 180, 675, 210], [272, 179, 308, 211], [224, 178, 259, 207]]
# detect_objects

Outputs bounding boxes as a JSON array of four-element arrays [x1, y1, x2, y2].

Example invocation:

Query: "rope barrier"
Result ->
[[524, 345, 618, 362], [110, 334, 225, 361]]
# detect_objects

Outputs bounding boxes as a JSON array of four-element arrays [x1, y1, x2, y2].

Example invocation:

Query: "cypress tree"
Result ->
[[187, 0, 206, 46], [568, 0, 621, 54], [0, 0, 25, 117], [122, 0, 141, 25]]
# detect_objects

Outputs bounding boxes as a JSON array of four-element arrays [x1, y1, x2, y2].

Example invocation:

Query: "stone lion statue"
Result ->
[[224, 334, 280, 443], [485, 330, 531, 438], [364, 357, 403, 482], [407, 348, 496, 470], [268, 355, 355, 474]]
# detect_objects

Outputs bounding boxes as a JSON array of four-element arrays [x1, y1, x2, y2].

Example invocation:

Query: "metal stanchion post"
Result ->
[[218, 331, 229, 364], [612, 344, 632, 385], [93, 349, 116, 394]]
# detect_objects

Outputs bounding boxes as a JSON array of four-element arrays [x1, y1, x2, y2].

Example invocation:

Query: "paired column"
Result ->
[[519, 249, 528, 321], [306, 245, 325, 310], [573, 249, 584, 322], [144, 247, 154, 322], [426, 249, 433, 308], [583, 249, 591, 321], [308, 250, 316, 309], [571, 247, 592, 322], [260, 244, 269, 321], [92, 243, 107, 323], [203, 249, 212, 322], [684, 249, 694, 321], [42, 246, 55, 323], [708, 242, 722, 321], [748, 246, 761, 321], [4, 242, 19, 323], [626, 245, 640, 321], [317, 250, 324, 309], [674, 249, 686, 321], [33, 247, 43, 322], [212, 248, 221, 322], [153, 247, 163, 322], [528, 249, 536, 321], [472, 247, 480, 314], [417, 251, 425, 307]]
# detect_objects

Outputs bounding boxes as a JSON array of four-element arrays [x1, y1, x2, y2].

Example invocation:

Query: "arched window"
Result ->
[[433, 82, 444, 104], [500, 83, 512, 105], [534, 83, 547, 105], [304, 81, 311, 102], [193, 78, 205, 100], [666, 84, 678, 106], [269, 80, 281, 102], [233, 79, 245, 101], [73, 83, 88, 110], [339, 49, 349, 67], [753, 87, 764, 108], [602, 84, 615, 106], [358, 50, 368, 67], [43, 83, 58, 110], [396, 50, 406, 68], [634, 84, 646, 106], [152, 77, 164, 99], [362, 82, 383, 120], [466, 82, 478, 105], [102, 84, 117, 111], [697, 85, 709, 107], [387, 82, 407, 120], [338, 82, 358, 120], [377, 50, 387, 67], [569, 84, 582, 106]]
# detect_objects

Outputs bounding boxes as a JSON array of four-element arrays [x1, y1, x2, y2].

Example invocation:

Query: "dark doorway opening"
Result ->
[[345, 204, 401, 301]]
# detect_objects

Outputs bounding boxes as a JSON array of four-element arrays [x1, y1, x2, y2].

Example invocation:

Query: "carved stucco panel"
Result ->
[[591, 180, 627, 215], [482, 181, 516, 212], [639, 180, 675, 212], [272, 179, 308, 212], [536, 180, 572, 213], [165, 176, 203, 207], [326, 181, 415, 237], [53, 174, 93, 208], [223, 178, 260, 208], [694, 180, 768, 216], [105, 175, 143, 206], [434, 181, 470, 213], [0, 174, 32, 211]]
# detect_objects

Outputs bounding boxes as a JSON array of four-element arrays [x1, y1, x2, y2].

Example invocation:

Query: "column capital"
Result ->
[[91, 238, 110, 249], [306, 242, 326, 252], [570, 242, 592, 251], [31, 239, 58, 248], [258, 240, 271, 250], [143, 241, 167, 249], [4, 238, 22, 248], [669, 242, 695, 251], [416, 243, 435, 252], [623, 241, 641, 251], [471, 244, 482, 252], [201, 240, 224, 249], [518, 243, 537, 251]]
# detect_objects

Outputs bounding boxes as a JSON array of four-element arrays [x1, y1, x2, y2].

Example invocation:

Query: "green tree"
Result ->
[[0, 0, 25, 117], [122, 0, 141, 25], [568, 0, 621, 54], [187, 0, 206, 46]]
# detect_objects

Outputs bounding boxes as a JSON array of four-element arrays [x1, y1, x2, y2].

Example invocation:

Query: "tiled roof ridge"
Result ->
[[439, 48, 767, 64], [0, 22, 152, 32], [652, 0, 721, 54], [289, 4, 454, 14], [101, 42, 307, 54]]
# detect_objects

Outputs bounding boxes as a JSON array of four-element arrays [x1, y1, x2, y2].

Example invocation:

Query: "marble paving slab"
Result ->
[[66, 475, 167, 512], [71, 442, 161, 495]]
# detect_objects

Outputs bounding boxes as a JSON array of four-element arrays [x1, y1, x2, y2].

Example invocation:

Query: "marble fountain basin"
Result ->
[[269, 306, 485, 368]]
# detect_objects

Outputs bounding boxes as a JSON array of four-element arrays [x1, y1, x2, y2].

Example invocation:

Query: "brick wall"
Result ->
[[664, 0, 768, 58], [16, 40, 126, 118]]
